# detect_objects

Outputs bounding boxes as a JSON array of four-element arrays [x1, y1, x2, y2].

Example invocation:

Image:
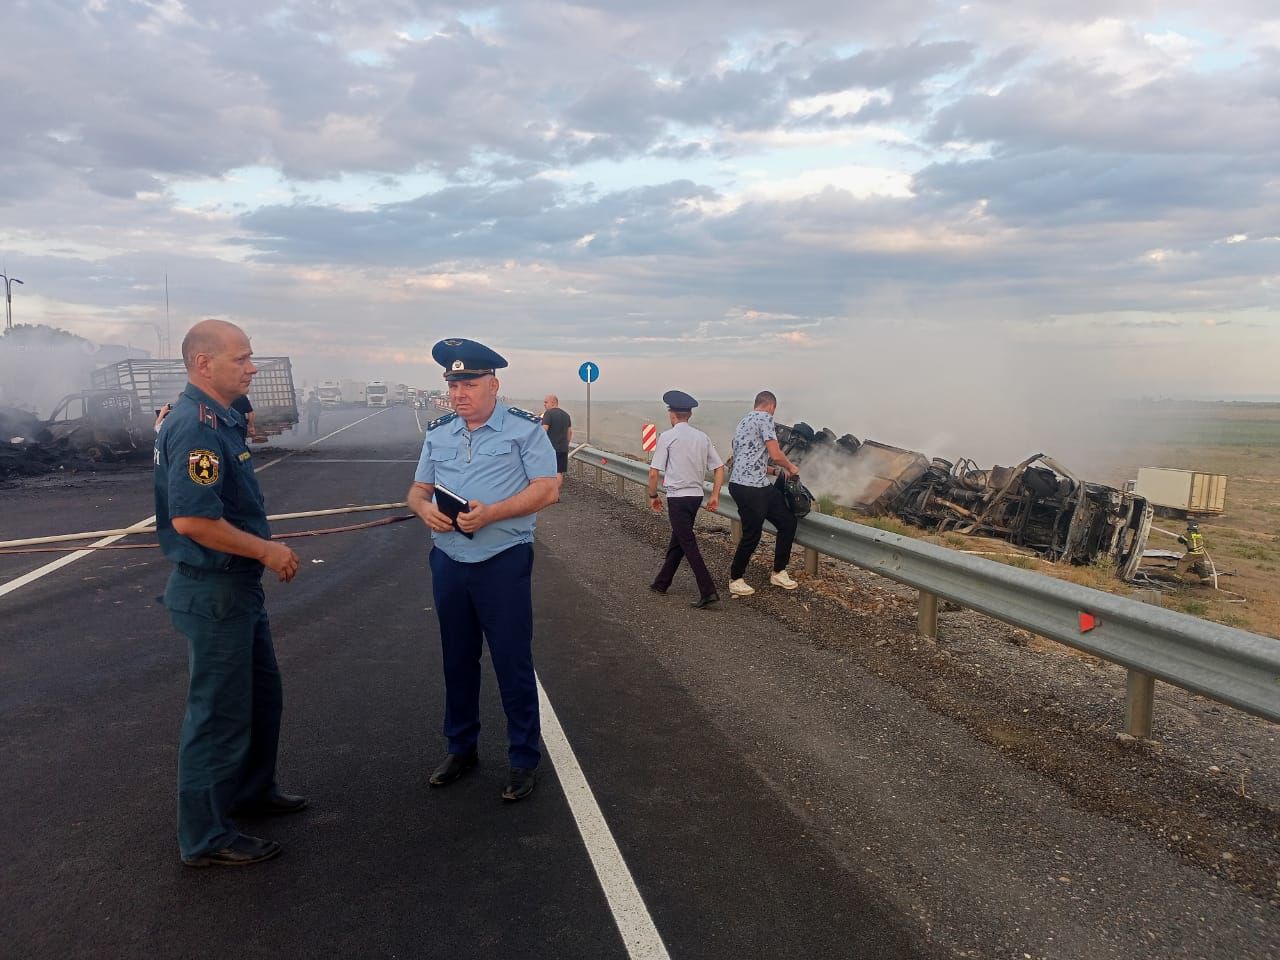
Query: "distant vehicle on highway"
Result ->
[[316, 380, 342, 407], [366, 381, 389, 407], [339, 378, 366, 405]]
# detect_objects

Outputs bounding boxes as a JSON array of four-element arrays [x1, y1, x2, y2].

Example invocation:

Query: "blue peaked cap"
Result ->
[[432, 338, 509, 381], [663, 389, 698, 411]]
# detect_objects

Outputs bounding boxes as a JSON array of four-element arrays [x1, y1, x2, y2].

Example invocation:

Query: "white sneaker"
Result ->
[[769, 570, 798, 590], [728, 578, 755, 597]]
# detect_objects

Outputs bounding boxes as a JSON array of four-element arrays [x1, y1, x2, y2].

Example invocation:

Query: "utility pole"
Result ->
[[1, 272, 23, 332], [164, 273, 170, 359]]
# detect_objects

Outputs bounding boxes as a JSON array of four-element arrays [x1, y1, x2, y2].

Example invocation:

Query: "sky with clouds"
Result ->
[[3, 0, 1279, 435]]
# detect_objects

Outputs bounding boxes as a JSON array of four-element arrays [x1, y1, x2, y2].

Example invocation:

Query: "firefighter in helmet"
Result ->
[[1175, 520, 1209, 582]]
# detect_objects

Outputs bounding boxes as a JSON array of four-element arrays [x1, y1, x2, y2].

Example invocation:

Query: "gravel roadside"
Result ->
[[543, 467, 1280, 959]]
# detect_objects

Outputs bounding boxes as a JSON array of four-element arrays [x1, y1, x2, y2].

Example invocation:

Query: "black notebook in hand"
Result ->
[[434, 483, 474, 539]]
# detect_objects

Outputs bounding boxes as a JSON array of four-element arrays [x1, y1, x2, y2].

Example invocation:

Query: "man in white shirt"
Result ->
[[646, 390, 725, 609]]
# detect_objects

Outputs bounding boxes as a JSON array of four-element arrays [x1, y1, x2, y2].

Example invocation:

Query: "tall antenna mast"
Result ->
[[164, 273, 171, 359]]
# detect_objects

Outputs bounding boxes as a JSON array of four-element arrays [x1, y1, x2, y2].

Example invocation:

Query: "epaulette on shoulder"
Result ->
[[427, 411, 458, 431], [508, 406, 542, 424], [196, 402, 219, 430]]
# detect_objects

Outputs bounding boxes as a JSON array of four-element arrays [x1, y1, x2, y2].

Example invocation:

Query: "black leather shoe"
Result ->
[[430, 752, 479, 787], [235, 792, 310, 817], [182, 834, 281, 868], [502, 766, 536, 801], [691, 592, 720, 609], [649, 583, 667, 594]]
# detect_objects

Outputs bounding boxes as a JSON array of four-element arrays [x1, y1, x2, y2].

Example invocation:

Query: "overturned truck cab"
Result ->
[[777, 423, 1152, 581]]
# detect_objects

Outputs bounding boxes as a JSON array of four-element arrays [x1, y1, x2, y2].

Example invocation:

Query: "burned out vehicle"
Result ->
[[91, 357, 299, 439], [777, 423, 1152, 580], [44, 389, 155, 461]]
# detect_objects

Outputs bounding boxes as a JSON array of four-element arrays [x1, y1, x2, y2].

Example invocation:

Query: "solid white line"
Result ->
[[296, 459, 415, 464], [0, 406, 394, 599], [537, 677, 672, 960], [414, 406, 423, 434]]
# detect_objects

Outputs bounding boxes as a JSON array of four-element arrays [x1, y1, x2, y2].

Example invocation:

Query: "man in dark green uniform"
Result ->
[[154, 318, 305, 868]]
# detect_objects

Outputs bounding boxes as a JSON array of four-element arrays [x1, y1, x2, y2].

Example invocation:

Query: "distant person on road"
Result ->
[[407, 338, 559, 802], [647, 390, 725, 609], [154, 318, 306, 869], [727, 390, 801, 597], [305, 391, 322, 436], [541, 394, 573, 482]]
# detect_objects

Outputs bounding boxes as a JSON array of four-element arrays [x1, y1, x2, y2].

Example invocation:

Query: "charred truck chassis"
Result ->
[[777, 423, 1152, 580]]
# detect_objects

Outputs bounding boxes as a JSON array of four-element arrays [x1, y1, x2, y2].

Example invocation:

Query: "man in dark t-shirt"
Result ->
[[541, 394, 572, 476], [232, 394, 255, 440]]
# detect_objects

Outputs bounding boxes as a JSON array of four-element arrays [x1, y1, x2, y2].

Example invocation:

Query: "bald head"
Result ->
[[182, 319, 246, 370], [543, 394, 559, 408], [181, 318, 257, 407]]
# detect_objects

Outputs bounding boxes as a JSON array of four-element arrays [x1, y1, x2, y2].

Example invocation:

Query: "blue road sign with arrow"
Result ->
[[578, 361, 600, 384]]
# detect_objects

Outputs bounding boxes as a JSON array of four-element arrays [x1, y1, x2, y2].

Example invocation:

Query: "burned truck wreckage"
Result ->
[[777, 423, 1153, 580]]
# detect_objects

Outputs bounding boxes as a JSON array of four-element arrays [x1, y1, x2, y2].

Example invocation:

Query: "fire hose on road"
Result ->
[[0, 502, 415, 555]]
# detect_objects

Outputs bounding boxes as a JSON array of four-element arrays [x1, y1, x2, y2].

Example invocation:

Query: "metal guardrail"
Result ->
[[571, 445, 1280, 733]]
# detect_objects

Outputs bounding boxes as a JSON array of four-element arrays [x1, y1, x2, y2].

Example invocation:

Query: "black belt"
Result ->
[[177, 558, 264, 579]]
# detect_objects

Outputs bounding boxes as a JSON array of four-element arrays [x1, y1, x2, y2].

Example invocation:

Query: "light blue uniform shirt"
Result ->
[[414, 404, 558, 563], [652, 421, 723, 498]]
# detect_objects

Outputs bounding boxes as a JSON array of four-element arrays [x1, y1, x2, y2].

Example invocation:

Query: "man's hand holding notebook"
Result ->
[[433, 483, 475, 539]]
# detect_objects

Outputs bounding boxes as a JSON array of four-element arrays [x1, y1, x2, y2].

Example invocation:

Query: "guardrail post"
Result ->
[[804, 545, 819, 576], [917, 590, 939, 640], [595, 465, 603, 483], [730, 519, 742, 546], [615, 474, 625, 497], [1125, 670, 1155, 739], [1123, 589, 1162, 738]]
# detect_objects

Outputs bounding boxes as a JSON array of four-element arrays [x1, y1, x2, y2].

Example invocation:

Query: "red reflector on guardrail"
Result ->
[[1079, 612, 1099, 633]]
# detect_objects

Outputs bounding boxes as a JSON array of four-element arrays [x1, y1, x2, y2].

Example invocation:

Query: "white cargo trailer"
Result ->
[[1133, 467, 1227, 517]]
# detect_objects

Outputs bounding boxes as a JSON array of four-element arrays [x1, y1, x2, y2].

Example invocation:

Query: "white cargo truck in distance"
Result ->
[[339, 379, 366, 405], [366, 381, 389, 407], [1132, 468, 1228, 518], [316, 380, 342, 407]]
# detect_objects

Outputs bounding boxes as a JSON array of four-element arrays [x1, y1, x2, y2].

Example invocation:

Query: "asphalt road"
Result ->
[[0, 406, 934, 960]]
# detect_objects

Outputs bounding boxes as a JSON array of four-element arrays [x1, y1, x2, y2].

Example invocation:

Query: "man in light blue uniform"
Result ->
[[407, 338, 559, 801]]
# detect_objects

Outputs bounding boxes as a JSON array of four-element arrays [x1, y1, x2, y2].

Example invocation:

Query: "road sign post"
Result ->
[[641, 422, 656, 463], [578, 361, 599, 444]]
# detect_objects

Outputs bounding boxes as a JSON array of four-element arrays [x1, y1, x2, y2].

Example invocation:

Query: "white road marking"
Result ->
[[537, 677, 672, 960], [300, 459, 416, 464], [0, 406, 394, 599], [0, 517, 159, 599], [414, 406, 423, 434]]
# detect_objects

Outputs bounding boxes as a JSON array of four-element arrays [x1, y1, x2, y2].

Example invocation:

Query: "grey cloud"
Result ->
[[927, 59, 1280, 156], [800, 41, 976, 95]]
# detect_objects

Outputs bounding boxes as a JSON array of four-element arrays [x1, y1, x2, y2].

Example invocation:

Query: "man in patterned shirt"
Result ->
[[727, 390, 802, 597]]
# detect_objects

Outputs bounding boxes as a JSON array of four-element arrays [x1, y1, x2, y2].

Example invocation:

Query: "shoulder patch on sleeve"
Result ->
[[187, 449, 220, 485], [427, 412, 457, 431], [508, 406, 543, 424]]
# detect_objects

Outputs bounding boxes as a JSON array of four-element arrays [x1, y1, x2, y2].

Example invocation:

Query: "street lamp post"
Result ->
[[1, 272, 23, 332]]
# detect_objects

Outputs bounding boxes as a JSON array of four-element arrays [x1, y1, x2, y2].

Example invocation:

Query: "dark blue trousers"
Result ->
[[165, 567, 282, 859], [428, 543, 541, 769]]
